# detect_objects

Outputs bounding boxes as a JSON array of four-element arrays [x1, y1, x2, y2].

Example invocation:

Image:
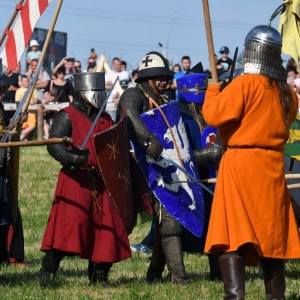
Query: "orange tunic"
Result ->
[[203, 74, 300, 266]]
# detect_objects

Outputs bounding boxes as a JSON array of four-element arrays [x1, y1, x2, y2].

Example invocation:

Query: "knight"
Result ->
[[116, 51, 221, 284], [176, 72, 222, 280], [38, 72, 132, 286], [0, 69, 12, 279]]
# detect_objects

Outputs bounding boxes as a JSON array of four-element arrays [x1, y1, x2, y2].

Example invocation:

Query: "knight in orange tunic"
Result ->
[[203, 25, 300, 299]]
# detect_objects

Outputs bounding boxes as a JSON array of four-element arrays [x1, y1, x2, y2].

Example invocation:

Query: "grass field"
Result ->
[[0, 146, 300, 299]]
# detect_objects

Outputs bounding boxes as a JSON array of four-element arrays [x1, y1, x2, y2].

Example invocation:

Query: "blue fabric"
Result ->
[[131, 101, 205, 237], [174, 71, 185, 100], [180, 111, 213, 253]]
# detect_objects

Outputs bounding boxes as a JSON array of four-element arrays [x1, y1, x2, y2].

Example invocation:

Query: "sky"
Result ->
[[0, 0, 288, 72]]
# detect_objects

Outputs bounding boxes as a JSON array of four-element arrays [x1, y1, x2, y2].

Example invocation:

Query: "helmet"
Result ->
[[176, 73, 208, 104], [219, 46, 229, 54], [135, 51, 173, 83], [243, 25, 286, 82], [73, 72, 107, 109]]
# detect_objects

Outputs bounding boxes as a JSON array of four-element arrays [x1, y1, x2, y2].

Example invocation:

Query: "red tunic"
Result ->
[[41, 106, 131, 263]]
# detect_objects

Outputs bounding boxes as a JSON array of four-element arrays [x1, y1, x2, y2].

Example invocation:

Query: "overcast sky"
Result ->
[[0, 0, 287, 71]]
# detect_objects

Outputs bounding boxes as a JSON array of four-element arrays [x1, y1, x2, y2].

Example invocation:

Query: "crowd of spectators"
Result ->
[[1, 42, 299, 140]]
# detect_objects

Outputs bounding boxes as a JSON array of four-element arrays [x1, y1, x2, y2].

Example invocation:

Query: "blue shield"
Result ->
[[131, 101, 204, 237]]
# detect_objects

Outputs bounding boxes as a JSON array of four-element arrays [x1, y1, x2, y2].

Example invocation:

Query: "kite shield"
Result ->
[[131, 100, 205, 237], [94, 108, 133, 233]]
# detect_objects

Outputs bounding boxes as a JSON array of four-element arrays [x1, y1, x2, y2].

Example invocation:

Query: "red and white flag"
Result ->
[[0, 0, 53, 70]]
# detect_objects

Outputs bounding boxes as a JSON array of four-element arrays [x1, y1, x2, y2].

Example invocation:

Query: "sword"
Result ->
[[159, 152, 214, 196], [1, 62, 44, 143], [80, 76, 119, 150]]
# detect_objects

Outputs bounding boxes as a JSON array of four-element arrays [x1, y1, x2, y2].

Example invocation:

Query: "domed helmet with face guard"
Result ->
[[73, 72, 107, 109], [241, 2, 292, 82]]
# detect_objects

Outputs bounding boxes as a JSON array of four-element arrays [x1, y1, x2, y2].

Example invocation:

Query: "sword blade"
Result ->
[[160, 153, 214, 196]]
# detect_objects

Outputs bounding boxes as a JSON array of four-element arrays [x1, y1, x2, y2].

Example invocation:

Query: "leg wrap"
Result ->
[[42, 249, 65, 273], [261, 258, 286, 300], [157, 203, 186, 280]]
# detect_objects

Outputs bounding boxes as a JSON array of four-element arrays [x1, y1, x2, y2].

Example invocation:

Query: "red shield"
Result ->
[[94, 108, 133, 233]]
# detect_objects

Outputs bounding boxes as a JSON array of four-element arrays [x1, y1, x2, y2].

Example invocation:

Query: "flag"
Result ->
[[0, 0, 53, 70], [278, 0, 300, 72]]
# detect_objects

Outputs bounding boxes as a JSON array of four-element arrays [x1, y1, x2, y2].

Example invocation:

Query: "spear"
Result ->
[[0, 0, 25, 47]]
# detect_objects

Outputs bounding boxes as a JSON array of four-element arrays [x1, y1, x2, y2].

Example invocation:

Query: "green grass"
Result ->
[[0, 146, 300, 299]]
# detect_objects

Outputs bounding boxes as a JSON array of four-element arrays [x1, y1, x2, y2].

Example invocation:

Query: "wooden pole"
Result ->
[[0, 0, 25, 47], [0, 137, 73, 148], [173, 173, 300, 183], [202, 0, 218, 82], [22, 0, 64, 113], [37, 104, 44, 140]]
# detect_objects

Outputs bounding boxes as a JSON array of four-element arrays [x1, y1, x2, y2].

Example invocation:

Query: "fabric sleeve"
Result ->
[[202, 77, 246, 127]]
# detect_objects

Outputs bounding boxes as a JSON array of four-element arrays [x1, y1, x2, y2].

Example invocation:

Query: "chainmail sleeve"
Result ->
[[193, 144, 222, 167], [47, 110, 88, 167], [117, 87, 163, 159]]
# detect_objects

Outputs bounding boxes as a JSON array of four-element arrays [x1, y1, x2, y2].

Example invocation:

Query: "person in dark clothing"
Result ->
[[2, 67, 19, 103]]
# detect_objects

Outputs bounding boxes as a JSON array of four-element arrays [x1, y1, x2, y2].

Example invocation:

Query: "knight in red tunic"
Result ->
[[38, 72, 131, 287]]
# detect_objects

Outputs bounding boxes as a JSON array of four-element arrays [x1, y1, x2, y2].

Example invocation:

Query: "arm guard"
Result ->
[[118, 88, 163, 159], [193, 144, 222, 168], [47, 110, 88, 167]]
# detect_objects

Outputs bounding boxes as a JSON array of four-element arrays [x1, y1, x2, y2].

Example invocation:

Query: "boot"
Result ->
[[208, 254, 222, 281], [38, 250, 64, 287], [37, 267, 55, 287], [88, 261, 96, 284], [219, 253, 245, 300], [93, 262, 112, 286], [146, 235, 166, 283], [261, 258, 286, 300]]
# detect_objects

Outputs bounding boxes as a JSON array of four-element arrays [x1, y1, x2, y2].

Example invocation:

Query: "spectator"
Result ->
[[286, 57, 297, 71], [128, 69, 138, 88], [44, 66, 74, 103], [43, 66, 74, 139], [74, 61, 82, 73], [217, 46, 233, 73], [120, 79, 129, 92], [120, 60, 127, 72], [83, 57, 96, 72], [2, 67, 19, 103], [203, 54, 225, 79], [52, 57, 75, 84], [15, 75, 38, 141], [286, 65, 300, 98], [26, 59, 50, 102], [172, 56, 192, 99], [105, 57, 129, 103], [26, 40, 41, 65], [172, 64, 181, 73]]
